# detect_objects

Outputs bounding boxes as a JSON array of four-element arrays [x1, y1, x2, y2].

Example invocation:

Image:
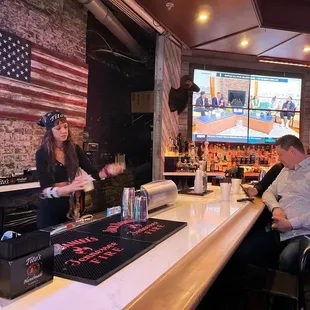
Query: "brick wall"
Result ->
[[0, 119, 84, 177], [0, 0, 87, 61], [0, 0, 87, 176], [219, 78, 249, 106]]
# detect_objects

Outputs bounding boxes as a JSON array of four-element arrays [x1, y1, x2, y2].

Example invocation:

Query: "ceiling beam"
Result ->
[[251, 0, 263, 26], [191, 26, 259, 49], [258, 33, 302, 56]]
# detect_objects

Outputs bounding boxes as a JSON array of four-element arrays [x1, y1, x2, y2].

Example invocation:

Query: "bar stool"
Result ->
[[243, 235, 310, 310]]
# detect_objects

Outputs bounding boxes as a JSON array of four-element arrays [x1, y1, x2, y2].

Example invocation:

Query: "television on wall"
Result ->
[[192, 69, 302, 144]]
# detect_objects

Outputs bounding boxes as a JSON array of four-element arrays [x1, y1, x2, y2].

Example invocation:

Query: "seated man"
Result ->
[[263, 134, 310, 274], [194, 91, 209, 116], [212, 92, 222, 108], [231, 163, 284, 270], [242, 163, 285, 236]]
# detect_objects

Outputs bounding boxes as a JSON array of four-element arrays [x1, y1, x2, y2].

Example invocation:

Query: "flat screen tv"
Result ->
[[192, 69, 302, 144]]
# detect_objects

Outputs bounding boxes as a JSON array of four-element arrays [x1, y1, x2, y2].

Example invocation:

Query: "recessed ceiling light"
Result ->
[[198, 13, 208, 21], [240, 40, 249, 47], [303, 46, 310, 52]]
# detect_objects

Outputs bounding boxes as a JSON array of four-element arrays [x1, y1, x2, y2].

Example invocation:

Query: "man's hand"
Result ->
[[272, 207, 286, 219], [245, 187, 258, 197], [272, 216, 293, 232]]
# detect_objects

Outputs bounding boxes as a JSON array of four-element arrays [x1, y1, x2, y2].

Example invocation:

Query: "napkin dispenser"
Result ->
[[0, 231, 53, 299], [140, 180, 178, 211]]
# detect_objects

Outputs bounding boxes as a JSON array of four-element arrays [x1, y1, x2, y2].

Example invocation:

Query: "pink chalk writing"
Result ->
[[64, 242, 124, 267], [61, 236, 99, 250], [127, 222, 165, 236], [102, 219, 134, 233]]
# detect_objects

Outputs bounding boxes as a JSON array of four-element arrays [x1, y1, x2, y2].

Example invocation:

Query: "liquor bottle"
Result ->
[[173, 139, 178, 155], [236, 146, 241, 156], [177, 133, 183, 154], [226, 151, 231, 163], [183, 159, 189, 172], [218, 162, 223, 172], [214, 161, 219, 172], [184, 141, 189, 156], [245, 156, 250, 164], [189, 159, 196, 173], [202, 170, 208, 193], [210, 160, 215, 172], [176, 157, 183, 172], [242, 145, 246, 156], [257, 146, 261, 156], [207, 160, 211, 172]]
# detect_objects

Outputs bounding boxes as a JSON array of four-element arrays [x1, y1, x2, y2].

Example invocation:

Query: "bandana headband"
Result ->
[[37, 111, 67, 130]]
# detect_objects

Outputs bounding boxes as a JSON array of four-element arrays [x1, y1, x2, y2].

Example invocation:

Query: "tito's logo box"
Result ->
[[0, 246, 54, 299]]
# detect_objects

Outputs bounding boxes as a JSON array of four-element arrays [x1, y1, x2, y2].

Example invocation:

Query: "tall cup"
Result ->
[[231, 178, 241, 194], [121, 187, 135, 220], [83, 174, 95, 192], [220, 183, 231, 201], [134, 196, 148, 223]]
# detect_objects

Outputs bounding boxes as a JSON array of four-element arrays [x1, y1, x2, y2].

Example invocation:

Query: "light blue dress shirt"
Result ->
[[263, 156, 310, 241]]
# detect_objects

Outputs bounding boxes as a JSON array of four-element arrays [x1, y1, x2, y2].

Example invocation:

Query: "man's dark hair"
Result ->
[[275, 135, 305, 154], [200, 91, 206, 96]]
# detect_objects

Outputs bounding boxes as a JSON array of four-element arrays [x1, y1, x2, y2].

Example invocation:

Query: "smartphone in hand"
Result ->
[[237, 197, 254, 202], [240, 184, 251, 198]]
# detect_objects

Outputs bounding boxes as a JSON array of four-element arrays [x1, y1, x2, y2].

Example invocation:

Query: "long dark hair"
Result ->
[[40, 128, 79, 182]]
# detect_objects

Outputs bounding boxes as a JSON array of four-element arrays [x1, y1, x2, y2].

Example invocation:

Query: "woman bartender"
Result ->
[[35, 111, 125, 229]]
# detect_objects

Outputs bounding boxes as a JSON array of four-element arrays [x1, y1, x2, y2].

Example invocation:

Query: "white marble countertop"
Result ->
[[163, 172, 225, 177], [0, 185, 259, 310], [0, 182, 40, 193]]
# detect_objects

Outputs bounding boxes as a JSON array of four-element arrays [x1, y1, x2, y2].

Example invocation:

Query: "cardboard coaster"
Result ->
[[77, 215, 187, 244], [178, 189, 213, 196], [52, 231, 154, 285]]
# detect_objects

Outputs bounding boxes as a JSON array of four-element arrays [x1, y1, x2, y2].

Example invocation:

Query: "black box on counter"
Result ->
[[164, 156, 179, 172], [0, 246, 54, 299], [0, 230, 54, 299], [0, 231, 50, 261]]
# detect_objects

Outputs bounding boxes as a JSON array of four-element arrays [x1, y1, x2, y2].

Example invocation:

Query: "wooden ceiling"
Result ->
[[135, 0, 310, 62]]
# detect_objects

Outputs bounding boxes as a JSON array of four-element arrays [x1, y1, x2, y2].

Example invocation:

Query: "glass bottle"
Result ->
[[176, 157, 183, 172]]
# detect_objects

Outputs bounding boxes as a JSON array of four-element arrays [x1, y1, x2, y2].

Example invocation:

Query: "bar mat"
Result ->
[[178, 189, 213, 196], [77, 215, 187, 244], [52, 231, 154, 285]]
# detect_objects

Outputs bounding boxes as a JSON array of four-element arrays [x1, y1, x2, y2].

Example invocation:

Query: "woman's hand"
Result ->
[[99, 163, 125, 179], [58, 176, 89, 196]]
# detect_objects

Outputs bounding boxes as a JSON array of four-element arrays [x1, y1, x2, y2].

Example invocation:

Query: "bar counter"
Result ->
[[0, 185, 265, 310]]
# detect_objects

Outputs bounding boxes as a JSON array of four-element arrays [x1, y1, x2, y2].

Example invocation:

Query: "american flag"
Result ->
[[0, 30, 88, 127]]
